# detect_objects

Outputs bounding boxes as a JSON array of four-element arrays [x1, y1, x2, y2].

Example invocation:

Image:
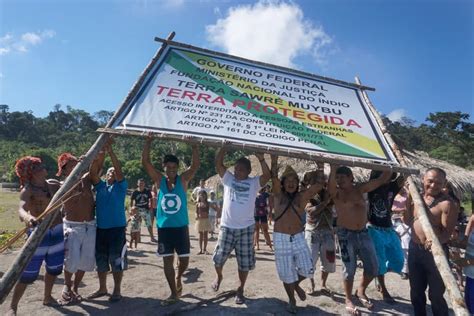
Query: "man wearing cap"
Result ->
[[8, 156, 62, 315], [211, 145, 271, 305], [56, 153, 96, 304], [87, 139, 128, 303], [328, 165, 391, 315]]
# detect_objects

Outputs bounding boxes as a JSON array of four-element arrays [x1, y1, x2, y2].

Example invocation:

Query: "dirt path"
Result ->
[[0, 225, 451, 315]]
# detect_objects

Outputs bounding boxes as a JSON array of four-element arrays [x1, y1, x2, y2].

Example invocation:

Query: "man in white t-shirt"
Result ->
[[211, 145, 271, 305], [191, 179, 210, 203]]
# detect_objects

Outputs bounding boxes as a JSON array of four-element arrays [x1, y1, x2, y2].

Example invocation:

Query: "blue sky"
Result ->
[[0, 0, 472, 124]]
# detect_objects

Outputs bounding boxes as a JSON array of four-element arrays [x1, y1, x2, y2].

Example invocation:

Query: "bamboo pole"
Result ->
[[98, 127, 419, 175], [355, 77, 468, 315], [0, 31, 176, 304]]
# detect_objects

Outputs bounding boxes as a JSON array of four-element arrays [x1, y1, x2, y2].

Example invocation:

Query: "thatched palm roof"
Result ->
[[205, 150, 473, 200]]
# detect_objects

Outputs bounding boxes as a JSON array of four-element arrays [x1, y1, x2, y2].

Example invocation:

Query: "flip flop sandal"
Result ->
[[345, 305, 361, 315], [57, 291, 74, 306], [234, 293, 245, 305], [160, 297, 179, 306], [86, 291, 108, 300], [108, 294, 123, 303], [43, 299, 62, 307], [320, 287, 333, 296]]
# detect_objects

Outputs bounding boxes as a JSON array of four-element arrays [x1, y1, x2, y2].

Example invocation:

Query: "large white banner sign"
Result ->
[[113, 44, 396, 163]]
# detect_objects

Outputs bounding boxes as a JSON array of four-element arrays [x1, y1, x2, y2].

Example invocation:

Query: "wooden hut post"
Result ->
[[355, 77, 468, 315], [0, 32, 176, 304]]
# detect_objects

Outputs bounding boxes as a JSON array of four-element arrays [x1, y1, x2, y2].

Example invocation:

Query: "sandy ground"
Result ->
[[0, 225, 453, 315]]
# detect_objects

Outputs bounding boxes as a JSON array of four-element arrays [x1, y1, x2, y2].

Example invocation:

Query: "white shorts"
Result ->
[[274, 231, 314, 283], [63, 219, 97, 273]]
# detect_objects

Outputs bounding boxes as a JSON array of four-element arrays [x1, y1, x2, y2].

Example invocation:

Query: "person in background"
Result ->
[[131, 179, 156, 242], [195, 190, 211, 254], [208, 191, 220, 239], [128, 206, 141, 249], [254, 185, 273, 251]]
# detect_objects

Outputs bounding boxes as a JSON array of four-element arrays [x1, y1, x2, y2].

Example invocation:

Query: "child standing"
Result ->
[[128, 206, 141, 249], [208, 191, 220, 239], [195, 191, 211, 254]]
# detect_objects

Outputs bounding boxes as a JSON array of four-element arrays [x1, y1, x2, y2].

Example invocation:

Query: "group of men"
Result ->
[[5, 135, 463, 315]]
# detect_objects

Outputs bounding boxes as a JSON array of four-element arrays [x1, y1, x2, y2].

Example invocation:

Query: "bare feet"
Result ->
[[43, 295, 61, 307], [211, 275, 223, 292]]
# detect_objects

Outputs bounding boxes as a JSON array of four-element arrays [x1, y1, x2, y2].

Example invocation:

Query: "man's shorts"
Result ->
[[64, 219, 96, 273], [274, 231, 314, 283], [138, 207, 152, 227], [213, 224, 255, 272], [368, 225, 404, 275], [20, 223, 64, 284], [305, 228, 336, 273], [337, 227, 378, 281], [254, 215, 268, 224], [157, 226, 190, 257], [96, 227, 127, 272]]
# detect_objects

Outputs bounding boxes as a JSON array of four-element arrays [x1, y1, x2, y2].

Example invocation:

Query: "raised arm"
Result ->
[[270, 154, 281, 194], [107, 141, 123, 182], [141, 136, 163, 185], [328, 164, 338, 199], [255, 152, 271, 187], [90, 149, 106, 185], [359, 170, 392, 193], [181, 144, 200, 185], [215, 146, 227, 178]]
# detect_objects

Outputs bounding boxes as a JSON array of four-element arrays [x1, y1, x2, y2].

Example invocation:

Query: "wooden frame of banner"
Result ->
[[356, 77, 469, 315], [97, 127, 418, 175], [0, 32, 177, 304]]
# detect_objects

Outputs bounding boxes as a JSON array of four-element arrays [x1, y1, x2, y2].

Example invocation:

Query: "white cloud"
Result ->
[[0, 29, 56, 55], [205, 0, 333, 68], [387, 109, 407, 123]]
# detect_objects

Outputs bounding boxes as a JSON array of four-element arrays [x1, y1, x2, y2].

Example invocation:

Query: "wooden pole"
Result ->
[[97, 127, 419, 175], [0, 31, 176, 304], [355, 77, 468, 315]]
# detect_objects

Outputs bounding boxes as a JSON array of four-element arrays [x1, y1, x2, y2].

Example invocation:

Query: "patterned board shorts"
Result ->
[[337, 227, 378, 281], [212, 224, 255, 272], [21, 223, 65, 283], [274, 231, 314, 283], [138, 207, 152, 227]]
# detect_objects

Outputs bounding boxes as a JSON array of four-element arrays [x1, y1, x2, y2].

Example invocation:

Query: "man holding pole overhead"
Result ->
[[142, 135, 200, 306]]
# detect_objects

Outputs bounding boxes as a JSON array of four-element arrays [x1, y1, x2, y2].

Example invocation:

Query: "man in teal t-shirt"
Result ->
[[142, 135, 199, 305], [88, 138, 127, 303]]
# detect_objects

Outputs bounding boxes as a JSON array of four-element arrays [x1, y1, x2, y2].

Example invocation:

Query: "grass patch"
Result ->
[[0, 191, 23, 232]]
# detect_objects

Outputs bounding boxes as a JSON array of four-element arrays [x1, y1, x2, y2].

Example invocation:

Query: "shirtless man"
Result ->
[[328, 165, 391, 315], [56, 153, 95, 304], [404, 167, 458, 316], [271, 156, 323, 313], [8, 157, 62, 315]]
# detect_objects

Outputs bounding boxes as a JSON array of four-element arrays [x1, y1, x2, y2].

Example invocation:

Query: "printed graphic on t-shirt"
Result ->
[[132, 190, 151, 208], [160, 193, 182, 215], [230, 180, 251, 204], [371, 193, 389, 219]]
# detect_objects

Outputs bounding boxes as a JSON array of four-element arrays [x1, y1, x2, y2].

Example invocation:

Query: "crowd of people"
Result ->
[[5, 135, 472, 316]]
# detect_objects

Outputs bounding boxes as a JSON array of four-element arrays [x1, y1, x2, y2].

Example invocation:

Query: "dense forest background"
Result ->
[[0, 104, 472, 188]]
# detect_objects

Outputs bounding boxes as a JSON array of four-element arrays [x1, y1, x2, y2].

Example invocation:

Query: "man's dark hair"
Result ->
[[163, 154, 179, 165], [235, 157, 251, 172], [425, 167, 446, 179], [336, 166, 352, 176]]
